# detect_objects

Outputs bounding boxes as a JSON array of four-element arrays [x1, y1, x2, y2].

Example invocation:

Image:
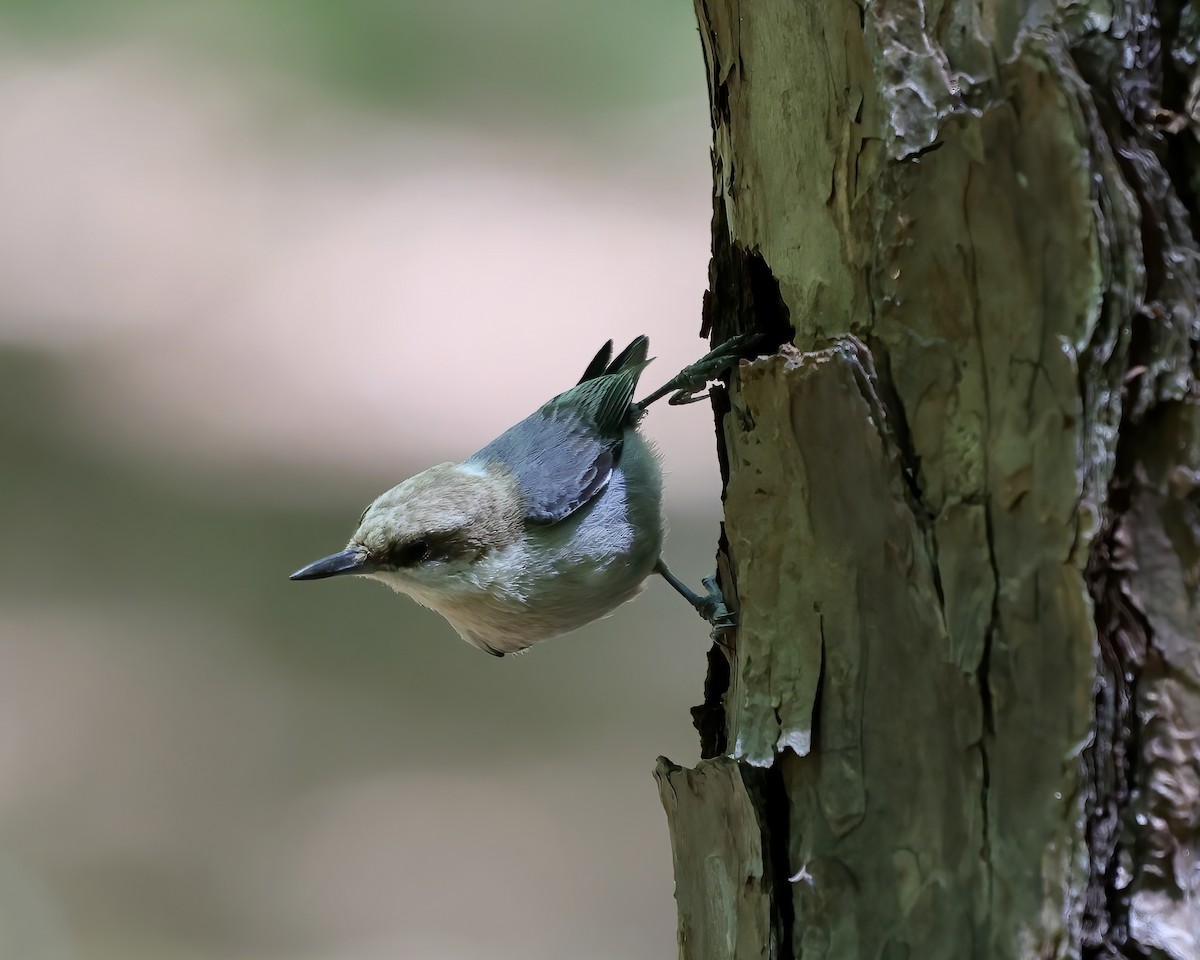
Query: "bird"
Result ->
[[289, 335, 746, 656]]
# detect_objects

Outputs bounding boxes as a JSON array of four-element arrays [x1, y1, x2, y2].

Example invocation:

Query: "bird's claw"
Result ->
[[665, 333, 759, 405], [696, 574, 737, 641]]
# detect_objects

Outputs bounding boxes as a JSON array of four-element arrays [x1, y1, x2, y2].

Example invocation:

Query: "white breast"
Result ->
[[437, 431, 664, 655]]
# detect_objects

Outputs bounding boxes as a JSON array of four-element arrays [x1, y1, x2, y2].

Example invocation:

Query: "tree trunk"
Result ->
[[655, 2, 1200, 958]]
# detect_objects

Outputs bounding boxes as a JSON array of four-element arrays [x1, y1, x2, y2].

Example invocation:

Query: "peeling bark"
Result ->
[[658, 2, 1200, 957]]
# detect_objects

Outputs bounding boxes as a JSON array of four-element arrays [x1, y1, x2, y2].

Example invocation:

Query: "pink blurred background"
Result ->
[[0, 3, 723, 958]]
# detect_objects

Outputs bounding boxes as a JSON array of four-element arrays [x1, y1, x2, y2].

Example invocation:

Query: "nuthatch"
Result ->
[[290, 335, 746, 656]]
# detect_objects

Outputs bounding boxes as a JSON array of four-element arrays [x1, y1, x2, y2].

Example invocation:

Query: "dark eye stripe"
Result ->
[[388, 537, 432, 568]]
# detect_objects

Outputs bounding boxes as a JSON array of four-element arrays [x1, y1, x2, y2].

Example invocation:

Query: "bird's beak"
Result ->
[[289, 548, 374, 581]]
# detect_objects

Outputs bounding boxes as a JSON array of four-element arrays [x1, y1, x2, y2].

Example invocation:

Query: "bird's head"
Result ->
[[289, 462, 525, 598]]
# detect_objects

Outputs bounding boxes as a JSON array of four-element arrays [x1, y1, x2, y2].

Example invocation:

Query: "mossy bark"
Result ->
[[656, 2, 1200, 957]]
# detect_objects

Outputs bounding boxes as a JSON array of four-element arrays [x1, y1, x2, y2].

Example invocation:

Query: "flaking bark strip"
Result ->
[[655, 757, 776, 960], [723, 338, 989, 955], [721, 339, 949, 772]]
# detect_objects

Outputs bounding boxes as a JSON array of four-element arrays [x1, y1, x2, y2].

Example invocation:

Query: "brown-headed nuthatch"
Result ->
[[290, 335, 747, 656]]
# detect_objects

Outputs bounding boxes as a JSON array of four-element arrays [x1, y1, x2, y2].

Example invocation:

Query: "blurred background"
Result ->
[[0, 2, 721, 958]]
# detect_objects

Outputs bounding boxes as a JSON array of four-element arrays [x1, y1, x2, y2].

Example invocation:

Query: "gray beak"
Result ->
[[289, 548, 373, 581]]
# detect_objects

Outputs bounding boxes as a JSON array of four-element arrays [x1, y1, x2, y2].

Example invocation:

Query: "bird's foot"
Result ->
[[655, 560, 737, 644], [638, 333, 759, 408], [696, 574, 736, 633]]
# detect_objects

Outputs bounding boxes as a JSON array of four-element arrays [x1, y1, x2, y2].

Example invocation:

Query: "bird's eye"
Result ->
[[389, 537, 431, 568]]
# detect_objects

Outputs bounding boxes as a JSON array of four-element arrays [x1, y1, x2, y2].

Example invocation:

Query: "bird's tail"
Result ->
[[563, 336, 652, 433], [578, 335, 650, 384]]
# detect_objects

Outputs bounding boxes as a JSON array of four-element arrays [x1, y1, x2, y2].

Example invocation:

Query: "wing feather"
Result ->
[[469, 337, 650, 524]]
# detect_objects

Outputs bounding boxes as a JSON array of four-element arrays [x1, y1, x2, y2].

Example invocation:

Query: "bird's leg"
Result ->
[[636, 333, 758, 410], [655, 560, 736, 639]]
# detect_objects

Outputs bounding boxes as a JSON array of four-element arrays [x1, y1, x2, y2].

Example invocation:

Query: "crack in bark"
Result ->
[[869, 337, 945, 608], [692, 639, 732, 760], [1083, 496, 1149, 955], [762, 760, 796, 960], [957, 151, 1001, 939], [700, 199, 795, 349], [978, 498, 998, 938]]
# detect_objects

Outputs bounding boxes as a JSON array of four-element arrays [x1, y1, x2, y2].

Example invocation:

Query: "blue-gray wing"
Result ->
[[469, 337, 650, 524]]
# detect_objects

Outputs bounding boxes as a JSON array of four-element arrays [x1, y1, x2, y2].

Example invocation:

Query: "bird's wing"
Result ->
[[470, 337, 650, 524]]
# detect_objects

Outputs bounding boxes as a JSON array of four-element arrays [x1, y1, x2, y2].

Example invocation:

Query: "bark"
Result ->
[[655, 2, 1200, 958]]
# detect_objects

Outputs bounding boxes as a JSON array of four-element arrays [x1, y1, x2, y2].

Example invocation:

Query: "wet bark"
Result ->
[[655, 2, 1200, 958]]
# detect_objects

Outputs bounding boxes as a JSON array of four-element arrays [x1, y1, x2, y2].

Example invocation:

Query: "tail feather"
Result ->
[[606, 335, 649, 376], [577, 340, 614, 384], [587, 336, 651, 433], [578, 337, 650, 384], [553, 336, 652, 437]]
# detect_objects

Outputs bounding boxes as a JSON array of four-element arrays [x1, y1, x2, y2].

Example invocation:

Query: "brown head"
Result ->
[[289, 462, 525, 591]]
